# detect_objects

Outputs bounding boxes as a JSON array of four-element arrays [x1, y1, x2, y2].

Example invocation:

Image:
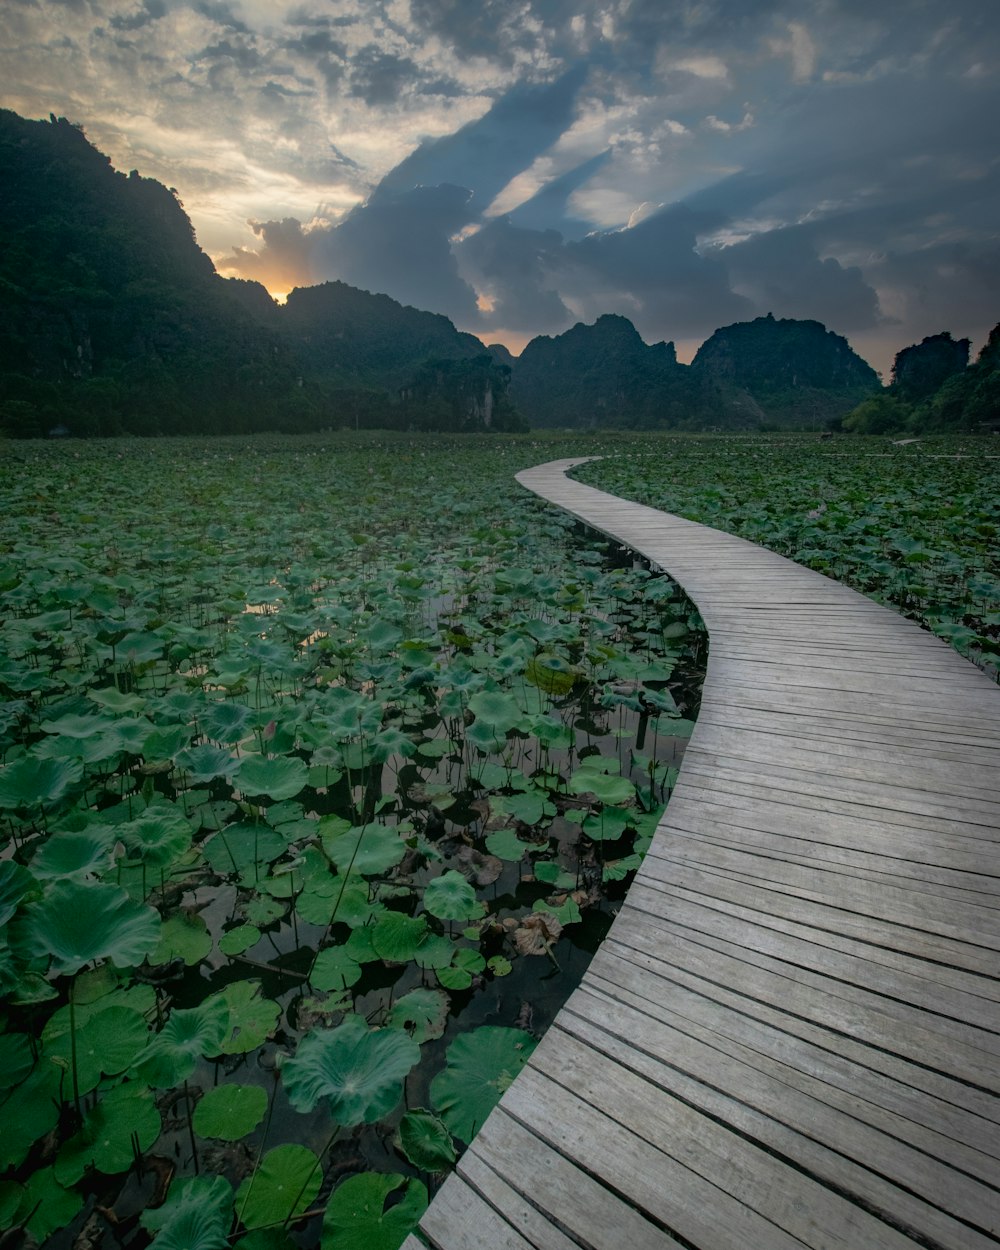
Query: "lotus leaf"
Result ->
[[234, 1230, 297, 1250], [153, 911, 213, 966], [370, 911, 430, 963], [142, 1175, 233, 1250], [207, 980, 280, 1055], [581, 807, 631, 841], [29, 826, 114, 880], [16, 1166, 83, 1243], [487, 955, 512, 977], [396, 1110, 457, 1172], [321, 1172, 428, 1250], [282, 1015, 419, 1123], [200, 701, 254, 744], [437, 947, 486, 990], [219, 923, 261, 956], [568, 764, 636, 806], [175, 743, 241, 783], [55, 1082, 161, 1183], [46, 1004, 149, 1094], [0, 1062, 61, 1169], [0, 755, 83, 809], [9, 880, 161, 977], [235, 1144, 321, 1230], [0, 1181, 23, 1230], [236, 754, 308, 801], [193, 1083, 268, 1141], [204, 826, 286, 876], [0, 1032, 34, 1090], [467, 689, 525, 734], [423, 871, 484, 922], [0, 860, 34, 926], [454, 846, 503, 887], [138, 997, 230, 1087], [495, 789, 549, 825], [412, 931, 455, 970], [533, 896, 581, 926], [431, 1026, 537, 1143], [312, 944, 362, 991], [484, 829, 538, 862], [385, 988, 449, 1043], [87, 686, 147, 714], [323, 822, 407, 876], [120, 805, 194, 868], [513, 911, 563, 957]]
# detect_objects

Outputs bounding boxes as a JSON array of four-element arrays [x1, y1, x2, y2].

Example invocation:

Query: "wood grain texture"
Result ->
[[413, 459, 1000, 1249]]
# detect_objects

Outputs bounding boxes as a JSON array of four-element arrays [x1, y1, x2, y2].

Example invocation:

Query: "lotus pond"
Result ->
[[0, 433, 705, 1248], [576, 433, 1000, 676]]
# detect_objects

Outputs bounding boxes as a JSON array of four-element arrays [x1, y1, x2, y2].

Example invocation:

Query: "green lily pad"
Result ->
[[396, 1110, 457, 1172], [193, 1083, 268, 1141], [568, 765, 636, 806], [236, 754, 309, 801], [207, 980, 280, 1055], [0, 1062, 61, 1169], [18, 1166, 83, 1242], [431, 1026, 536, 1144], [0, 755, 83, 809], [30, 826, 114, 880], [137, 997, 230, 1087], [120, 804, 194, 868], [437, 947, 486, 991], [321, 1173, 428, 1250], [0, 1032, 34, 1090], [312, 945, 363, 991], [55, 1082, 161, 1183], [9, 879, 161, 977], [282, 1015, 419, 1123], [175, 743, 241, 784], [484, 829, 539, 861], [423, 871, 484, 922], [323, 822, 407, 876], [371, 911, 430, 963], [219, 924, 262, 956], [153, 912, 213, 966], [0, 860, 34, 927], [46, 1004, 149, 1095], [235, 1144, 321, 1231], [142, 1175, 234, 1250], [385, 988, 449, 1043], [467, 689, 524, 733]]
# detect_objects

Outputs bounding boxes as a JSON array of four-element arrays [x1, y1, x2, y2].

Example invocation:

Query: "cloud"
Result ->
[[1, 0, 997, 374]]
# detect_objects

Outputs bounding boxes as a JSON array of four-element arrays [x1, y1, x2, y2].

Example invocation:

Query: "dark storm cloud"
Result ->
[[314, 183, 480, 322], [348, 46, 421, 107]]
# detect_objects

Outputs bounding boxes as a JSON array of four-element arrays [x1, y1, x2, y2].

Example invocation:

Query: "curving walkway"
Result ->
[[405, 459, 1000, 1250]]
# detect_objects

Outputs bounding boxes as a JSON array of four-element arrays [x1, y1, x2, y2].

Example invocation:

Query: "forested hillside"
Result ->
[[0, 111, 516, 436]]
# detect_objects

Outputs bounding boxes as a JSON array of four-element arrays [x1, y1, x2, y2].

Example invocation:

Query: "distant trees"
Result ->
[[844, 327, 998, 434]]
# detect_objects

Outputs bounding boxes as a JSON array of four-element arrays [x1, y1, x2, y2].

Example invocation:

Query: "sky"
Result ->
[[2, 1, 998, 375]]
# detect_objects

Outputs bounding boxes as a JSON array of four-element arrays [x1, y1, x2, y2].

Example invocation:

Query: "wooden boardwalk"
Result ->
[[404, 458, 1000, 1250]]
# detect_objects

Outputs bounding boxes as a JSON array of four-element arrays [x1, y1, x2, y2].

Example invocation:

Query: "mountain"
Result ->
[[511, 314, 720, 429], [0, 110, 516, 436], [510, 312, 880, 430], [845, 325, 1000, 433], [689, 313, 881, 427]]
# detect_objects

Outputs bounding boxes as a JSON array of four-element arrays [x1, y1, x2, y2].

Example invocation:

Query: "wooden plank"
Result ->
[[557, 999, 1000, 1247], [414, 459, 1000, 1250], [416, 1174, 536, 1250], [468, 1113, 680, 1249]]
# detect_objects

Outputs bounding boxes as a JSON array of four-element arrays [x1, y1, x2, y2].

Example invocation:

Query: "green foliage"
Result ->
[[0, 430, 706, 1242], [321, 1173, 427, 1250], [430, 1026, 537, 1144], [282, 1016, 420, 1123]]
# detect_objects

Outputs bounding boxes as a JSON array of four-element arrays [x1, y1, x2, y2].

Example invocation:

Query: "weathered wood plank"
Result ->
[[412, 459, 1000, 1250]]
